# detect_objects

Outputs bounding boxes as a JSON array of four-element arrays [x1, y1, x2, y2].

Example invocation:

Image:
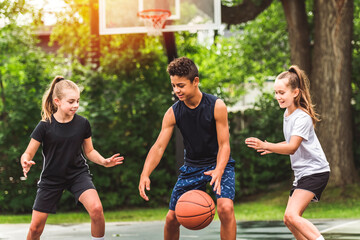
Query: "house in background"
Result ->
[[228, 78, 275, 112], [35, 25, 59, 53]]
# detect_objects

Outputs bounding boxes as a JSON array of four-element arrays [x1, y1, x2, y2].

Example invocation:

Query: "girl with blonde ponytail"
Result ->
[[279, 65, 320, 125], [41, 76, 67, 122], [245, 66, 330, 240], [20, 76, 125, 240]]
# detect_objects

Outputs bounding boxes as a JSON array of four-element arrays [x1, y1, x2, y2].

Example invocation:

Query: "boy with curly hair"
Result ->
[[138, 57, 236, 239]]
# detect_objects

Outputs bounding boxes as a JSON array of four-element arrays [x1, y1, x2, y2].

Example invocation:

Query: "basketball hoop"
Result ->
[[138, 9, 171, 36]]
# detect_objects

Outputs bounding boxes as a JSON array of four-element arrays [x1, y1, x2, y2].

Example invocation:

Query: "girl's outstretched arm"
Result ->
[[245, 136, 303, 155], [21, 139, 41, 177], [83, 137, 124, 167]]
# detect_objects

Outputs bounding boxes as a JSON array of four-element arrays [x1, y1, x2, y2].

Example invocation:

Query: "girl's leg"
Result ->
[[284, 189, 323, 240], [27, 210, 48, 240], [79, 189, 105, 238]]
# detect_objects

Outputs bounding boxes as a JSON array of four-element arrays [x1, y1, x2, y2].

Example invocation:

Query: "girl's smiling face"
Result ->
[[274, 78, 299, 111], [54, 88, 80, 117]]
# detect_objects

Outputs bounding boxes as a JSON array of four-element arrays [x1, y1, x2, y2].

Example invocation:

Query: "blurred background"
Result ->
[[0, 0, 359, 214]]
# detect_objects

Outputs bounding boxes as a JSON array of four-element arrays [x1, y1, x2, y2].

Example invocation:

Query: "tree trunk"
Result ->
[[311, 0, 358, 185], [280, 0, 311, 74], [221, 0, 359, 185]]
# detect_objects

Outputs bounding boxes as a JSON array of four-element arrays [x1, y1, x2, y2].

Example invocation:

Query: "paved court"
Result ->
[[0, 219, 359, 239]]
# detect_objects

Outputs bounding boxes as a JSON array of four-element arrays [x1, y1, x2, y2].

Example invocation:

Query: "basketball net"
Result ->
[[138, 9, 171, 36]]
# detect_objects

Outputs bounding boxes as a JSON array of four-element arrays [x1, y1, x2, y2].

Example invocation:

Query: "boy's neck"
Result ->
[[183, 90, 203, 109]]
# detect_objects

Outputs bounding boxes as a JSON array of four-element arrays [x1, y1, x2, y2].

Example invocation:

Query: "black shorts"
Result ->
[[33, 172, 96, 214], [290, 171, 330, 202]]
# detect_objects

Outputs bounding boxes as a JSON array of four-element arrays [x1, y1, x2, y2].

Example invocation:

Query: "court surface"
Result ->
[[0, 219, 359, 239]]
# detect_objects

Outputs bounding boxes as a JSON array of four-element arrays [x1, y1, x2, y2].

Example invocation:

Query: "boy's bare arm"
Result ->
[[139, 107, 176, 201], [204, 99, 231, 195]]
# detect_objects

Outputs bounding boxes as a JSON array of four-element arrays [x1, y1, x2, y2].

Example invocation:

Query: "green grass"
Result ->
[[1, 183, 359, 224], [234, 183, 360, 221], [0, 208, 170, 224]]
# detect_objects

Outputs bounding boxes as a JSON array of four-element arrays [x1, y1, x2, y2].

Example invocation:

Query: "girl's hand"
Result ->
[[257, 140, 272, 155], [245, 137, 265, 150], [22, 160, 35, 178], [246, 138, 272, 155], [103, 153, 124, 167]]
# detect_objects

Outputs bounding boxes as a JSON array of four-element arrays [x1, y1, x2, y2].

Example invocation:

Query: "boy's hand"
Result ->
[[204, 169, 223, 195], [139, 175, 151, 201], [103, 153, 124, 167], [22, 160, 35, 178]]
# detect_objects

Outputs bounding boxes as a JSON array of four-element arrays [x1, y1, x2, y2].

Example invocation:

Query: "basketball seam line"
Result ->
[[176, 200, 212, 208]]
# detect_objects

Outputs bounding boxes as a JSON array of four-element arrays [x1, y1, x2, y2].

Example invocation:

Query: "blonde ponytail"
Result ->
[[41, 76, 64, 122]]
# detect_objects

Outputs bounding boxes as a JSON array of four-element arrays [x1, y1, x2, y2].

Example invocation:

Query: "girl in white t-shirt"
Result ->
[[245, 65, 330, 240]]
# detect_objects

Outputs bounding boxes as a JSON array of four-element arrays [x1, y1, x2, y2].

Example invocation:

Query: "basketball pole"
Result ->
[[162, 32, 184, 174], [89, 0, 100, 70]]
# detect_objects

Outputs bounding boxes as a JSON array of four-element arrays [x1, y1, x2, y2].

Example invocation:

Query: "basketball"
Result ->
[[175, 190, 216, 230]]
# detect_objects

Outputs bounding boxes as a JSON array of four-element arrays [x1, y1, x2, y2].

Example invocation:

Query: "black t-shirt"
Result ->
[[30, 114, 92, 187], [172, 92, 219, 167]]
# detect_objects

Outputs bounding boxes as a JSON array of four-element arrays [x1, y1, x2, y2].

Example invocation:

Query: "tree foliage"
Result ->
[[1, 0, 359, 213], [0, 0, 71, 212], [75, 35, 176, 209], [177, 1, 289, 103], [223, 0, 359, 185]]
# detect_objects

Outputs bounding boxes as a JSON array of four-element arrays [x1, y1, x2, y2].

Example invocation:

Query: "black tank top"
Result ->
[[172, 92, 219, 167]]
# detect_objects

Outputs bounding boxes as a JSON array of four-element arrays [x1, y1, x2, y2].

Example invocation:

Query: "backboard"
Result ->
[[99, 0, 221, 35]]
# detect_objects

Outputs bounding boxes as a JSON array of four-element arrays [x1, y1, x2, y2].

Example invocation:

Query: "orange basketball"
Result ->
[[175, 190, 216, 230]]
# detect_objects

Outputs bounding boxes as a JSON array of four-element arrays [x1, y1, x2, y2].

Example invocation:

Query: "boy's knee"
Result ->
[[165, 211, 180, 227], [217, 200, 234, 220]]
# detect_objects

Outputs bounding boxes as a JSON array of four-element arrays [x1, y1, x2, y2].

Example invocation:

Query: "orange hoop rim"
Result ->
[[137, 9, 171, 20]]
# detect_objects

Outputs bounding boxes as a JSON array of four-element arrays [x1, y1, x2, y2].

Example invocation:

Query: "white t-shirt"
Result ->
[[283, 108, 330, 186]]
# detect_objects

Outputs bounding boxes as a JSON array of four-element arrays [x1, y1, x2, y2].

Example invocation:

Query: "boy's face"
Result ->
[[170, 75, 199, 101]]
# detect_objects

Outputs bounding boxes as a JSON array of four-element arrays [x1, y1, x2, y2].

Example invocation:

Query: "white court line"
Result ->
[[320, 219, 360, 233]]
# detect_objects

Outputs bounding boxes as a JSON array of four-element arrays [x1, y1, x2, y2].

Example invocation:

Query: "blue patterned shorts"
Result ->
[[169, 159, 235, 210]]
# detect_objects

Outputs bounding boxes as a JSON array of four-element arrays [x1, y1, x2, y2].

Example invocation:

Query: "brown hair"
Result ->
[[277, 65, 320, 125], [41, 76, 80, 122], [167, 57, 199, 82]]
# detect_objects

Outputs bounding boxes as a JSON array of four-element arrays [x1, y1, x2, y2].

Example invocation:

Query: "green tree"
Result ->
[[222, 0, 359, 186], [48, 1, 179, 208], [0, 0, 70, 212], [47, 0, 295, 207], [78, 35, 177, 208], [352, 1, 360, 169]]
